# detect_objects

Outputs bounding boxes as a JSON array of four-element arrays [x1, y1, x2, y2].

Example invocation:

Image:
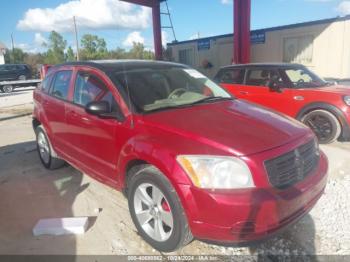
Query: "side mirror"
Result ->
[[86, 101, 111, 116], [267, 78, 282, 93], [85, 101, 125, 122]]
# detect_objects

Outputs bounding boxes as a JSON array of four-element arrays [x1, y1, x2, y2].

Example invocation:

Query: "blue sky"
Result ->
[[0, 0, 349, 53]]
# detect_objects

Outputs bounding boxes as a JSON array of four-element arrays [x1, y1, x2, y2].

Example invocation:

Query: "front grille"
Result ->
[[264, 140, 320, 189]]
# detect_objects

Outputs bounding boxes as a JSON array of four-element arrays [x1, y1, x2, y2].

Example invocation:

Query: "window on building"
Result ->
[[179, 48, 194, 66], [283, 35, 314, 64], [51, 70, 72, 100]]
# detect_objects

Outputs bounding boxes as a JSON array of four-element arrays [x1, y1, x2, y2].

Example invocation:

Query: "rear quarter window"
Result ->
[[50, 70, 73, 100], [41, 74, 54, 93], [216, 68, 245, 84]]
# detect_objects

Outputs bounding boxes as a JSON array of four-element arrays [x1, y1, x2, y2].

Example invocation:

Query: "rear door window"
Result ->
[[216, 69, 245, 84], [51, 70, 72, 100]]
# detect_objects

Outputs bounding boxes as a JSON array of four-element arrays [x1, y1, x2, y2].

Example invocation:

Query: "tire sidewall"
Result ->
[[302, 110, 341, 144], [35, 126, 52, 168], [128, 167, 185, 252]]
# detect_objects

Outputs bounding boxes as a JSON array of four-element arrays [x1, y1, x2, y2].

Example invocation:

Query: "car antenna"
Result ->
[[122, 61, 134, 129]]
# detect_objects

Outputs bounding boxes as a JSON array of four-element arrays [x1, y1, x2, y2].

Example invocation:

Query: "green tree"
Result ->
[[127, 43, 154, 60], [80, 34, 108, 60], [109, 47, 127, 59], [65, 46, 76, 62], [43, 31, 67, 64], [24, 53, 45, 77], [4, 48, 27, 64]]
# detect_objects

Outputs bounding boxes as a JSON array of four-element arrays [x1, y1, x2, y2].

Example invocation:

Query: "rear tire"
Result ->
[[2, 85, 13, 93], [127, 165, 193, 252], [301, 110, 341, 144], [35, 125, 65, 169]]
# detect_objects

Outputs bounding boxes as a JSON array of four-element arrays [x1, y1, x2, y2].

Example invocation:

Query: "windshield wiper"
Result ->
[[144, 97, 234, 113], [190, 96, 234, 105]]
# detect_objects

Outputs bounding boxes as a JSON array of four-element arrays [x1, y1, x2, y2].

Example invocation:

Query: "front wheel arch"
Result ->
[[296, 102, 348, 143]]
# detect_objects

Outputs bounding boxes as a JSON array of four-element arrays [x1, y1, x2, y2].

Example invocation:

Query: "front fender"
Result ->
[[116, 135, 193, 190]]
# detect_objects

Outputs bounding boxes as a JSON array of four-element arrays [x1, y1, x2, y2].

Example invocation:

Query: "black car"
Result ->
[[0, 64, 32, 82]]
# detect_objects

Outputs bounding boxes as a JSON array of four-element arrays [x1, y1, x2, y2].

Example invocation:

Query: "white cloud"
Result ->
[[162, 31, 169, 46], [123, 31, 145, 47], [189, 33, 200, 40], [17, 0, 151, 32], [221, 0, 232, 5], [337, 1, 350, 15], [15, 43, 40, 53], [34, 33, 47, 46]]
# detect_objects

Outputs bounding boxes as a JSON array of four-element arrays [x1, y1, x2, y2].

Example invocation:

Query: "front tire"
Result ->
[[127, 165, 193, 252], [302, 110, 341, 144], [35, 126, 65, 169]]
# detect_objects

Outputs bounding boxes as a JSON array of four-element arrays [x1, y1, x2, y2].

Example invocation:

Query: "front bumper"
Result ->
[[177, 152, 328, 243]]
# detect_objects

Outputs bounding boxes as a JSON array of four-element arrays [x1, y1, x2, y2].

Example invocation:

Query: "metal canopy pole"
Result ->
[[120, 0, 164, 60], [234, 0, 251, 64]]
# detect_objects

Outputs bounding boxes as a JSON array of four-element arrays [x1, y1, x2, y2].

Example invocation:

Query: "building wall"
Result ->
[[169, 18, 350, 79]]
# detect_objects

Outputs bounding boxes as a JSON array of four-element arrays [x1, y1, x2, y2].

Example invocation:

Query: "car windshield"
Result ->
[[283, 67, 328, 88], [110, 66, 232, 113]]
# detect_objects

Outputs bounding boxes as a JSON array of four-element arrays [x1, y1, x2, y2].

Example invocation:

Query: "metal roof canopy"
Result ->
[[120, 0, 251, 63], [120, 0, 165, 60]]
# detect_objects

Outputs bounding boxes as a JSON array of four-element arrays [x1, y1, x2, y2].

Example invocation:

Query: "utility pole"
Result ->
[[11, 33, 14, 63], [73, 16, 80, 61]]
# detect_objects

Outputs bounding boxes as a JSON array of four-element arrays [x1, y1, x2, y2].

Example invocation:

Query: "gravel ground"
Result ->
[[0, 88, 350, 259], [0, 87, 34, 120]]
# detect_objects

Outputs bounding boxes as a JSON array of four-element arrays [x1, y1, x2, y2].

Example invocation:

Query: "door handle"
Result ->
[[239, 91, 249, 95]]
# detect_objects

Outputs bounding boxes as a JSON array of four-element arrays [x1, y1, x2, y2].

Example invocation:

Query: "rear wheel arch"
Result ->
[[32, 118, 41, 131]]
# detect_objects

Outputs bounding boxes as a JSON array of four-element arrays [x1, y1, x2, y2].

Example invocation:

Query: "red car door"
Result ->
[[236, 68, 296, 116], [43, 69, 74, 153], [65, 68, 125, 186]]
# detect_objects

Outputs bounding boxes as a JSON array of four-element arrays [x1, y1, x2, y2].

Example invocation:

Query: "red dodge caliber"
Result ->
[[33, 60, 328, 252]]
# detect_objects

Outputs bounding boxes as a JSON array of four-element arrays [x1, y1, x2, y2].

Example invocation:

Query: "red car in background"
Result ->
[[215, 63, 350, 144]]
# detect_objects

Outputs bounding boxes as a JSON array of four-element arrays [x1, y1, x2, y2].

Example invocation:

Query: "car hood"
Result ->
[[140, 100, 309, 156], [313, 85, 350, 95]]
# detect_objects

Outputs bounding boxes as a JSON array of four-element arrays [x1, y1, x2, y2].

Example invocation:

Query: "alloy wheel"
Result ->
[[37, 132, 50, 164], [133, 183, 174, 242], [305, 114, 333, 142]]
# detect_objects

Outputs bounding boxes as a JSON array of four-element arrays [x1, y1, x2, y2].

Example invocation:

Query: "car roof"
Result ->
[[52, 60, 188, 73], [220, 63, 305, 70]]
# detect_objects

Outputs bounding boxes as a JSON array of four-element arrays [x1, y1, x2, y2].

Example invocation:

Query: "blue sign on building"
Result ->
[[197, 39, 211, 51], [251, 31, 265, 44]]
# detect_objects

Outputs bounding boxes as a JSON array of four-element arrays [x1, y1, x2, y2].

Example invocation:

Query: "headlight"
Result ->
[[344, 96, 350, 106], [176, 155, 254, 189]]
